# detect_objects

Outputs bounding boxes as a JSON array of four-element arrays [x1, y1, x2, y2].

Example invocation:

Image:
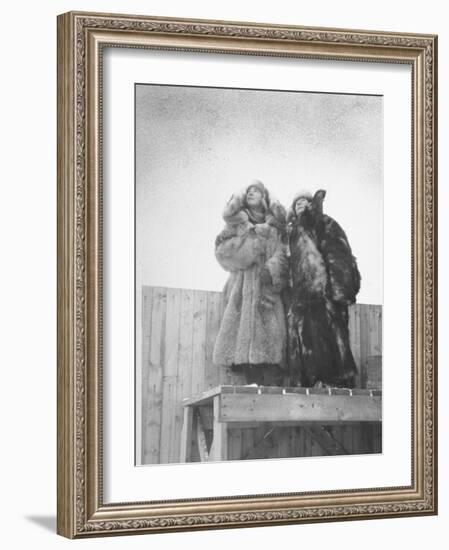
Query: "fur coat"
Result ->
[[287, 190, 361, 387], [212, 193, 288, 367]]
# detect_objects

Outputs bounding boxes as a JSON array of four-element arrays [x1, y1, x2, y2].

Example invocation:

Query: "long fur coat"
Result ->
[[212, 193, 288, 367], [287, 190, 361, 387]]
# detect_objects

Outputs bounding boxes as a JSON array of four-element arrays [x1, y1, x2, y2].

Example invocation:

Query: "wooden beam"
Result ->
[[196, 410, 210, 462], [184, 385, 381, 406], [179, 405, 193, 463], [220, 393, 382, 423], [182, 385, 224, 407], [216, 420, 379, 429]]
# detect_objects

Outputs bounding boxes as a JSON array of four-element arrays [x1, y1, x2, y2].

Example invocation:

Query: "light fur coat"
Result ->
[[212, 193, 288, 367]]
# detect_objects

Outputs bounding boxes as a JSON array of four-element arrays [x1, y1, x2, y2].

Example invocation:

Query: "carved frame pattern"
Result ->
[[57, 11, 437, 538]]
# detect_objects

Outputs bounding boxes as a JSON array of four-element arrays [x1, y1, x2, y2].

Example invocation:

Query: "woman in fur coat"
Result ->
[[287, 189, 361, 388], [212, 181, 289, 386]]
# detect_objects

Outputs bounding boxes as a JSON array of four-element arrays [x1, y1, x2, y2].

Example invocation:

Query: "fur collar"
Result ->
[[223, 192, 287, 230]]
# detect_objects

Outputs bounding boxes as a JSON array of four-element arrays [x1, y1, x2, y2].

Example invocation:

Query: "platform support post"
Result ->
[[180, 405, 194, 463], [210, 395, 228, 461]]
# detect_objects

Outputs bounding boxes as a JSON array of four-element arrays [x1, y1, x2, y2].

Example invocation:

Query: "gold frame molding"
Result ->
[[57, 11, 438, 538]]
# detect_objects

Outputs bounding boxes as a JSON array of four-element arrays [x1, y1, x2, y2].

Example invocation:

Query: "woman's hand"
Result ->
[[254, 223, 271, 238]]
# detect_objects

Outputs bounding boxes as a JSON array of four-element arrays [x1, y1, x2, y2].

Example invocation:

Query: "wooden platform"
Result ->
[[181, 385, 382, 462]]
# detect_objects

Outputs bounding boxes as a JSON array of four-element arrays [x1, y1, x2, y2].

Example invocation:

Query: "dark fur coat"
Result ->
[[213, 192, 288, 367], [287, 190, 361, 387]]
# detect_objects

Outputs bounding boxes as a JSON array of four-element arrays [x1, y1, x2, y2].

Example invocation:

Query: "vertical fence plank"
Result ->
[[343, 424, 354, 454], [369, 306, 382, 356], [304, 428, 313, 457], [170, 289, 195, 463], [351, 423, 361, 454], [298, 428, 307, 457], [367, 305, 382, 389], [204, 291, 223, 389], [141, 287, 153, 464], [359, 304, 370, 388], [215, 296, 235, 385], [191, 291, 208, 397], [241, 428, 254, 460], [277, 427, 290, 458], [229, 428, 244, 461], [374, 421, 383, 453], [159, 288, 181, 464], [349, 304, 362, 388], [142, 287, 167, 464]]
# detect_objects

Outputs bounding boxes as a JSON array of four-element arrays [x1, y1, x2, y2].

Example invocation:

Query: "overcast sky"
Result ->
[[136, 84, 383, 305]]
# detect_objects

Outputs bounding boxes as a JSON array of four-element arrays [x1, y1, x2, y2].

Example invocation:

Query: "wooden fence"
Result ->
[[141, 286, 382, 465]]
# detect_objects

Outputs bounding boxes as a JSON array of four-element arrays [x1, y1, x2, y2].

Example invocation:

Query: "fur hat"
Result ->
[[287, 189, 326, 223], [292, 190, 313, 205], [245, 180, 270, 205]]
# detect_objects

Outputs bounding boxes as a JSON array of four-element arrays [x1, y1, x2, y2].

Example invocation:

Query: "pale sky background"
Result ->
[[136, 84, 383, 305]]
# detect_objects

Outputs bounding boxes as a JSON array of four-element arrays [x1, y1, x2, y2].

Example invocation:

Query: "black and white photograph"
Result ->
[[136, 83, 383, 465], [1, 0, 442, 544]]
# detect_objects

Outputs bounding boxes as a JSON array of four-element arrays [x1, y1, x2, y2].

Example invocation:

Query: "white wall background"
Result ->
[[136, 84, 383, 302], [0, 0, 445, 548]]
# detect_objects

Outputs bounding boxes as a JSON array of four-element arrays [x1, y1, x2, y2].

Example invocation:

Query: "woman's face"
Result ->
[[246, 187, 264, 208], [294, 197, 310, 215]]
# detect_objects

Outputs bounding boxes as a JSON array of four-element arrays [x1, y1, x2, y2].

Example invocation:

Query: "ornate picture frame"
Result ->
[[57, 11, 437, 538]]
